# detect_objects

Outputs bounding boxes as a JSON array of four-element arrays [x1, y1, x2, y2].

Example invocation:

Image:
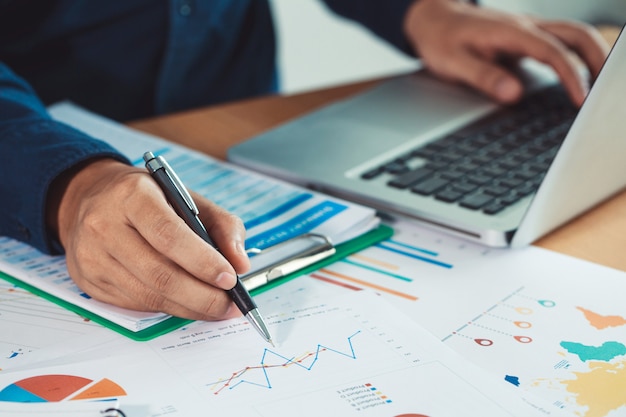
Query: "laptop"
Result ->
[[229, 28, 626, 248]]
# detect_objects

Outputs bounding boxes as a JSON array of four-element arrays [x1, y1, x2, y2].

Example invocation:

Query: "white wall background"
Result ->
[[270, 0, 626, 94]]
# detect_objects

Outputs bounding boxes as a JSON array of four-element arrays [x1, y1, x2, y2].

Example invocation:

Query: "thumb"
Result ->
[[444, 52, 524, 103]]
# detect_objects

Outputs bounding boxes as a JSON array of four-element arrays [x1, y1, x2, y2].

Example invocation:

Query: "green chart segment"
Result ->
[[0, 374, 126, 402]]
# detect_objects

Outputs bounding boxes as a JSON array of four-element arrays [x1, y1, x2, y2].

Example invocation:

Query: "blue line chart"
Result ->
[[207, 331, 361, 394]]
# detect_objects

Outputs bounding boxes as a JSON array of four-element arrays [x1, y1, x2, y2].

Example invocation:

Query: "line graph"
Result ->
[[207, 331, 361, 394]]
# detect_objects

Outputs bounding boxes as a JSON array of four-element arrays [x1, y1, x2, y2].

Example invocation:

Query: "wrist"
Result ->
[[403, 0, 471, 55]]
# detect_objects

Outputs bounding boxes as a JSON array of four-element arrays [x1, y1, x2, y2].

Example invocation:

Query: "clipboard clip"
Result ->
[[240, 233, 336, 291]]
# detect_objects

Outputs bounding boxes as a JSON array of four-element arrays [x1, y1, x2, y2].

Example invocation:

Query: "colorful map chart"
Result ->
[[0, 374, 126, 402], [550, 307, 626, 417], [444, 291, 626, 417]]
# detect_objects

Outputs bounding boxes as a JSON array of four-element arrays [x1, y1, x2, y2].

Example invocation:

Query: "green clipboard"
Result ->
[[0, 224, 393, 341]]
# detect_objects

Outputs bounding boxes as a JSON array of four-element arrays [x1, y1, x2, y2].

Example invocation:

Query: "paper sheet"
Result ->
[[0, 280, 113, 372], [0, 287, 563, 417], [307, 219, 626, 417]]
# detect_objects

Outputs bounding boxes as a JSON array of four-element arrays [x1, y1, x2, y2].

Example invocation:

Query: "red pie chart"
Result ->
[[395, 415, 430, 417]]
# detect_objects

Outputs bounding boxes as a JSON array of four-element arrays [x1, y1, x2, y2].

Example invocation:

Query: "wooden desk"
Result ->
[[129, 27, 626, 272]]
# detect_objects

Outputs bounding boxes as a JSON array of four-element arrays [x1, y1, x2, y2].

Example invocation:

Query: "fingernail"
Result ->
[[578, 80, 590, 106], [235, 241, 247, 258], [495, 77, 519, 102], [215, 271, 237, 290]]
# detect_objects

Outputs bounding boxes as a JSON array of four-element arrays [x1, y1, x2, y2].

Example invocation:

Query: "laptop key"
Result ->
[[451, 162, 479, 172], [459, 193, 494, 210], [411, 147, 439, 158], [361, 166, 384, 180], [496, 158, 518, 170], [388, 167, 434, 189], [516, 182, 538, 196], [452, 182, 479, 194], [483, 184, 509, 196], [467, 173, 494, 185], [384, 161, 410, 174], [499, 192, 523, 206], [483, 202, 506, 215], [410, 177, 449, 195], [435, 189, 464, 203], [470, 154, 493, 165], [439, 170, 465, 180], [481, 166, 507, 177], [513, 168, 539, 181], [425, 161, 449, 171], [456, 143, 481, 154], [437, 151, 465, 163], [498, 177, 524, 188]]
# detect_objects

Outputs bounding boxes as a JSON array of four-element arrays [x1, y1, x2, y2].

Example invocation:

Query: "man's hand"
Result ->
[[49, 158, 250, 321], [403, 0, 610, 106]]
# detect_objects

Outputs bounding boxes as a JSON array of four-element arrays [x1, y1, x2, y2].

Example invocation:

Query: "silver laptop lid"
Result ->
[[511, 27, 626, 247]]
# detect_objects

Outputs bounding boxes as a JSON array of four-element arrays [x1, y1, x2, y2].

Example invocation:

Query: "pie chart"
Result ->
[[395, 415, 430, 417], [0, 374, 126, 402]]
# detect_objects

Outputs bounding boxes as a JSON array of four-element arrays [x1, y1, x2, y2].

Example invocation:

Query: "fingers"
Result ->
[[112, 185, 245, 318], [126, 176, 240, 290], [489, 22, 590, 106], [68, 246, 239, 321], [192, 190, 251, 274], [101, 225, 240, 320], [535, 21, 611, 79], [402, 0, 611, 106], [443, 51, 524, 103]]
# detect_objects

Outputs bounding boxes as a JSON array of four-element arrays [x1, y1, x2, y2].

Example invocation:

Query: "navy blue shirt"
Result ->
[[0, 0, 415, 254]]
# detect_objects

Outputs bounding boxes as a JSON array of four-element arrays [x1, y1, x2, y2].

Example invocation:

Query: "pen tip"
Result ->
[[269, 339, 276, 348]]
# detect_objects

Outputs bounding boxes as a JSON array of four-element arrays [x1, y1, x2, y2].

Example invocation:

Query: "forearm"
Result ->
[[0, 62, 129, 254]]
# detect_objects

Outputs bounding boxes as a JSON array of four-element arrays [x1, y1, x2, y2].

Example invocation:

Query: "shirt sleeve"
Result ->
[[320, 0, 418, 55], [0, 62, 130, 255]]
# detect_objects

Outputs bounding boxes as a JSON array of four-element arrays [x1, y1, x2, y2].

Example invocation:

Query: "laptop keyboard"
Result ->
[[360, 85, 577, 215]]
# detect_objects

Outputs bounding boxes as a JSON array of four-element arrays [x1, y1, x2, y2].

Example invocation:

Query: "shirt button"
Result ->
[[17, 223, 31, 241], [178, 0, 193, 16]]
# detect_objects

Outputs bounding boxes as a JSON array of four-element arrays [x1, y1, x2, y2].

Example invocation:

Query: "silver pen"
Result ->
[[143, 151, 274, 346]]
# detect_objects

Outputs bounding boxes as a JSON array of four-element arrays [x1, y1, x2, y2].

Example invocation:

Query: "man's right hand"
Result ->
[[48, 158, 250, 321]]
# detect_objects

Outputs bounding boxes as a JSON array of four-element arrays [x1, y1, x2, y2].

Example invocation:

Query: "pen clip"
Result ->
[[143, 151, 199, 215]]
